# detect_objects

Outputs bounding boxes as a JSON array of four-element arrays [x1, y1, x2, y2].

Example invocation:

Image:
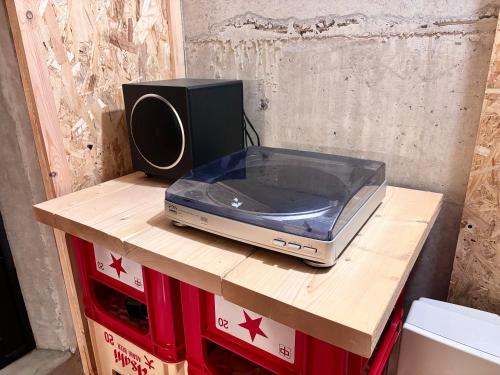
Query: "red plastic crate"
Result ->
[[71, 236, 185, 363], [87, 317, 186, 375], [368, 302, 403, 375], [180, 282, 402, 375]]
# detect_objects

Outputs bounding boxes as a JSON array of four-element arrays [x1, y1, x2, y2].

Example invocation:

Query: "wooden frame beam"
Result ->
[[4, 0, 95, 373], [167, 0, 186, 79]]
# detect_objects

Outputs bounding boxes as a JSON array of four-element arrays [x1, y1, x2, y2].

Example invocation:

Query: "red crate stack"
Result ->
[[180, 282, 403, 375], [72, 236, 185, 364]]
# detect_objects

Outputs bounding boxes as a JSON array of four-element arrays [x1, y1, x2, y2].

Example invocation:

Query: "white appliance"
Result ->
[[397, 297, 500, 375]]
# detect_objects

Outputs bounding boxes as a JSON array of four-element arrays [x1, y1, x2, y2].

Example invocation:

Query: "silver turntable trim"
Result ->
[[165, 181, 386, 267]]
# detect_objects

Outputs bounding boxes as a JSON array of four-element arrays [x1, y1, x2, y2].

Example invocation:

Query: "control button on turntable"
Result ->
[[302, 246, 317, 254], [287, 243, 301, 250], [272, 239, 286, 247]]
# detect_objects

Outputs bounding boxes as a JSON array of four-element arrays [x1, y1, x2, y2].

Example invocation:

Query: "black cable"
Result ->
[[243, 110, 261, 146], [242, 115, 253, 147], [244, 127, 254, 146], [242, 116, 247, 148], [243, 117, 254, 146], [244, 113, 260, 146]]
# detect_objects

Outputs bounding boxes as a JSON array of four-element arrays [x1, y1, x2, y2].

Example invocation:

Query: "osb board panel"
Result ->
[[38, 0, 173, 190], [449, 16, 500, 313]]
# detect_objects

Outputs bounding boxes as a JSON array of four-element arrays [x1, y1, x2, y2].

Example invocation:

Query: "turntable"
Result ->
[[164, 146, 386, 267]]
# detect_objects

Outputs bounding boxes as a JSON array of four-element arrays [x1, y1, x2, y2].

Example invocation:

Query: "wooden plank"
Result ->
[[50, 178, 166, 249], [486, 15, 500, 90], [5, 1, 94, 373], [222, 187, 442, 357], [124, 216, 255, 295], [4, 0, 72, 198], [35, 173, 255, 295], [449, 14, 500, 314], [166, 0, 186, 78], [33, 173, 167, 247], [33, 172, 146, 227]]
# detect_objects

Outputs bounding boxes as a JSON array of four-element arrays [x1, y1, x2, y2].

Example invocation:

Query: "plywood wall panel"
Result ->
[[449, 16, 500, 313], [38, 0, 174, 190]]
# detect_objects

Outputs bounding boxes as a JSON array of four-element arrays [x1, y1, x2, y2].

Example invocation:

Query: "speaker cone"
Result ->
[[130, 94, 185, 169]]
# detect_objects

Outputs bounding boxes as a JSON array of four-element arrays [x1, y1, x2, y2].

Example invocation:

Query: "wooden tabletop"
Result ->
[[33, 172, 442, 357]]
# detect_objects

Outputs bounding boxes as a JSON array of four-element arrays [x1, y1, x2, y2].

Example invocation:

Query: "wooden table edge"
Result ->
[[122, 241, 245, 295], [34, 202, 255, 296], [221, 278, 373, 357], [368, 194, 443, 351]]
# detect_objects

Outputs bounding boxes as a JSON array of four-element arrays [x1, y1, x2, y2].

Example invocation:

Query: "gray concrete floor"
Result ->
[[49, 352, 83, 375], [0, 350, 83, 375]]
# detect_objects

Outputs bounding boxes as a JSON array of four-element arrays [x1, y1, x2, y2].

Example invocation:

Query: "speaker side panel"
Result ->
[[188, 82, 244, 167]]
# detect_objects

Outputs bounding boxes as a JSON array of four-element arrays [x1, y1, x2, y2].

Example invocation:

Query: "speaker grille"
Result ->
[[130, 94, 185, 169]]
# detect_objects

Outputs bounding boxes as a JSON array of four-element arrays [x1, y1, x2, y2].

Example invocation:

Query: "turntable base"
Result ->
[[166, 147, 386, 267]]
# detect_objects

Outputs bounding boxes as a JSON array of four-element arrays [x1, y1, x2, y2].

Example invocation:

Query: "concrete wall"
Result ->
[[182, 1, 499, 302], [0, 1, 75, 351]]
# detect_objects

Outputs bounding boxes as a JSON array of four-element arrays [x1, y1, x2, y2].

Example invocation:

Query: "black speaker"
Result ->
[[122, 79, 244, 179]]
